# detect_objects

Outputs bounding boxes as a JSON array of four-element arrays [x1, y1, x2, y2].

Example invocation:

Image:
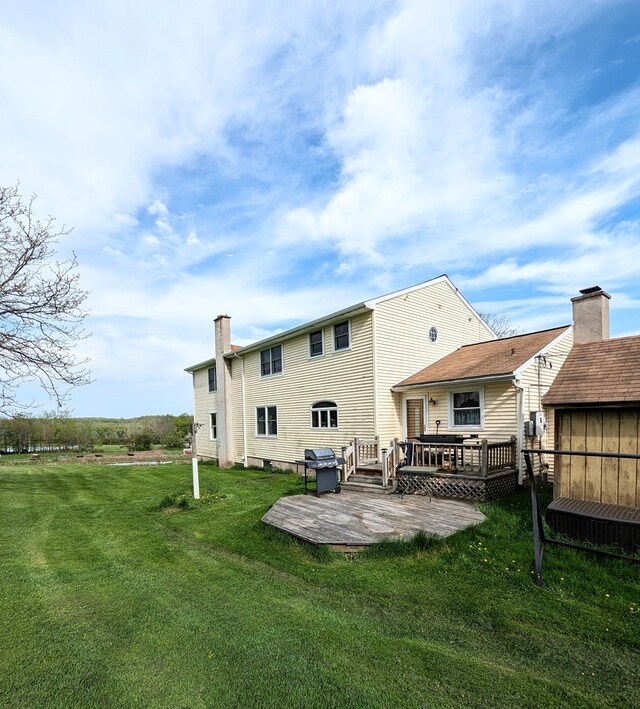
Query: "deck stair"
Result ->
[[341, 464, 393, 494]]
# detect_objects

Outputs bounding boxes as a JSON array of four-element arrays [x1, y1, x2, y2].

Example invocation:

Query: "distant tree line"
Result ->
[[0, 412, 192, 453]]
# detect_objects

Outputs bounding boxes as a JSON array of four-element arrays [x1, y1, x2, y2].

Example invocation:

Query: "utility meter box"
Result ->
[[531, 411, 546, 436]]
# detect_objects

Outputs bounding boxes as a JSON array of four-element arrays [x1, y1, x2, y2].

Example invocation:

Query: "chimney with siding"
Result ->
[[571, 286, 610, 344], [214, 315, 234, 467]]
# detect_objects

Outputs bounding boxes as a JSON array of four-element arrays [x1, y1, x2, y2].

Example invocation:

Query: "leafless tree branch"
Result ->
[[0, 184, 91, 415]]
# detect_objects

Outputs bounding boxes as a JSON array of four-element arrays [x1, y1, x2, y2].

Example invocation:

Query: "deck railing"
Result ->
[[353, 437, 379, 467], [404, 437, 517, 476], [380, 438, 402, 487], [341, 443, 356, 482]]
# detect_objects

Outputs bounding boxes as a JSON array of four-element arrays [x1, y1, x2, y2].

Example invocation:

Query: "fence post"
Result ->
[[381, 447, 388, 486], [510, 435, 517, 469], [341, 446, 348, 482], [481, 439, 488, 476]]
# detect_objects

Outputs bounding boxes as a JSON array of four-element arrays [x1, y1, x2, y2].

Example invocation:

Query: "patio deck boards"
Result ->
[[262, 490, 486, 550]]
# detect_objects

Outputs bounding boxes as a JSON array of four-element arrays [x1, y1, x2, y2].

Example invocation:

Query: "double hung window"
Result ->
[[450, 390, 483, 428], [208, 366, 217, 392], [333, 321, 350, 351], [309, 329, 323, 357], [256, 406, 278, 436], [260, 345, 282, 377]]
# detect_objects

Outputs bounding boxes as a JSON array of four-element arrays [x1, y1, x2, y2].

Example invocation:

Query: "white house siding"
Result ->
[[518, 329, 574, 479], [410, 381, 518, 443], [232, 311, 376, 466], [374, 280, 495, 446], [192, 365, 219, 459]]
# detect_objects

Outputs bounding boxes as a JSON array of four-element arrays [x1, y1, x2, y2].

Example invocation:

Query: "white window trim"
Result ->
[[308, 328, 324, 359], [209, 412, 218, 441], [310, 401, 339, 430], [259, 344, 284, 379], [332, 319, 352, 353], [448, 387, 484, 431], [255, 404, 278, 438]]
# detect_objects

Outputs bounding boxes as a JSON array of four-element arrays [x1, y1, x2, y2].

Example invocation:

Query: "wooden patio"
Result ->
[[262, 490, 486, 551]]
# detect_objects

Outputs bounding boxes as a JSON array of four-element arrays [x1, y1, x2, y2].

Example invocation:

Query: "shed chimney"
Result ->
[[571, 286, 610, 344]]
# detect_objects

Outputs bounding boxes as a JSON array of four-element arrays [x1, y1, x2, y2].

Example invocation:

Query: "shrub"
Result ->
[[128, 432, 153, 451]]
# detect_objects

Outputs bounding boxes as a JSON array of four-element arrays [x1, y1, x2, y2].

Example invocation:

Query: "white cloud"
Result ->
[[1, 0, 639, 416]]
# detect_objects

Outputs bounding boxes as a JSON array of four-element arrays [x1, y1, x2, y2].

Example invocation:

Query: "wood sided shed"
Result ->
[[543, 335, 640, 552]]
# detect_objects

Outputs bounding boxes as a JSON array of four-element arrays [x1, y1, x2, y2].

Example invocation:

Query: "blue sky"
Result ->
[[2, 0, 640, 417]]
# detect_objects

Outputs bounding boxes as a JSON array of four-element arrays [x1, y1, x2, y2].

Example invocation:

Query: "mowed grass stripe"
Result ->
[[0, 463, 638, 708]]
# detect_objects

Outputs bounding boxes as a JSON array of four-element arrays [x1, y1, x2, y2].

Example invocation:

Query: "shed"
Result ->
[[543, 334, 640, 551]]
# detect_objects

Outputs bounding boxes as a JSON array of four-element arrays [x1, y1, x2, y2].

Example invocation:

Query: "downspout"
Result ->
[[513, 379, 525, 484], [234, 352, 247, 467], [371, 309, 379, 441]]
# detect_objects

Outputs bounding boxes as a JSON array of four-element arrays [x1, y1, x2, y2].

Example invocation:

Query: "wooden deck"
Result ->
[[262, 491, 486, 551]]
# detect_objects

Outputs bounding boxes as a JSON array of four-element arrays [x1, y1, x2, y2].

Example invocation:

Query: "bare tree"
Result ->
[[0, 185, 91, 414], [479, 312, 523, 338]]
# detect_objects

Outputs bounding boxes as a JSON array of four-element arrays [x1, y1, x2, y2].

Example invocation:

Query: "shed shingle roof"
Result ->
[[543, 335, 640, 406], [395, 326, 570, 389]]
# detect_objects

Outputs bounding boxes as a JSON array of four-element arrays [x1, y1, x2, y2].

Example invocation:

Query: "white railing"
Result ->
[[381, 438, 402, 487], [341, 443, 356, 482], [353, 437, 379, 466]]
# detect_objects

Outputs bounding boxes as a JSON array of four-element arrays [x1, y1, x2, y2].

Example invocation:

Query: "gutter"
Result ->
[[392, 373, 514, 393]]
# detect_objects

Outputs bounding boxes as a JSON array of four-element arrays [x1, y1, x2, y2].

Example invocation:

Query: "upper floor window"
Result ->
[[311, 401, 338, 429], [256, 405, 278, 436], [333, 321, 350, 351], [207, 366, 217, 392], [428, 326, 438, 343], [309, 329, 323, 357], [450, 389, 483, 428], [210, 412, 217, 440], [260, 345, 282, 377]]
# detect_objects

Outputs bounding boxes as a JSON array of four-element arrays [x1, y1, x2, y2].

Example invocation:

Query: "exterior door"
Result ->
[[405, 397, 426, 439]]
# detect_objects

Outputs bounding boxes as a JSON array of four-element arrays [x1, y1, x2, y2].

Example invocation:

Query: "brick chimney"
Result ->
[[571, 286, 610, 344], [214, 315, 234, 467]]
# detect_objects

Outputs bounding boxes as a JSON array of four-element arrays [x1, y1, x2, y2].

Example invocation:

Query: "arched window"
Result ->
[[311, 401, 338, 429], [428, 326, 438, 342]]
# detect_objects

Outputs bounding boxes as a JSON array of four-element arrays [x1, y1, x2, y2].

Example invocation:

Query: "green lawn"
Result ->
[[0, 463, 637, 708]]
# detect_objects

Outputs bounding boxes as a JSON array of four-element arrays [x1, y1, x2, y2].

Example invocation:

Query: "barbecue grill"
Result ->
[[299, 447, 344, 496]]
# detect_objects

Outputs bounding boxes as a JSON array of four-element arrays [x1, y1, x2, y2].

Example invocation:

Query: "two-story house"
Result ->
[[185, 275, 496, 469]]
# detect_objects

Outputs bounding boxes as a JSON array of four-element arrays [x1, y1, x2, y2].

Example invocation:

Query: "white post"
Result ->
[[191, 420, 201, 499], [192, 457, 200, 499]]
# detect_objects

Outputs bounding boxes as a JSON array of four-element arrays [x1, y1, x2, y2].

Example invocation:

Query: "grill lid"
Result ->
[[304, 447, 337, 461]]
